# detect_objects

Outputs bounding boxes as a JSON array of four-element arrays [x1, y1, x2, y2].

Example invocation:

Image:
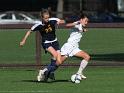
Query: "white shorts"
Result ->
[[60, 43, 81, 57]]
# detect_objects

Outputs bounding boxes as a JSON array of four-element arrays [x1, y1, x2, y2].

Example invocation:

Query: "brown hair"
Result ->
[[40, 9, 50, 18], [80, 13, 87, 19]]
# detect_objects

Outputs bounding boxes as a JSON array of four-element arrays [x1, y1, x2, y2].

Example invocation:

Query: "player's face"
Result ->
[[80, 17, 89, 27], [42, 13, 50, 23]]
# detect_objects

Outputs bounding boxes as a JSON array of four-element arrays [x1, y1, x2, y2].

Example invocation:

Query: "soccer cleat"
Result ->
[[37, 69, 46, 82], [76, 73, 87, 79], [43, 70, 50, 82], [80, 74, 87, 79], [49, 72, 55, 80], [37, 75, 42, 82]]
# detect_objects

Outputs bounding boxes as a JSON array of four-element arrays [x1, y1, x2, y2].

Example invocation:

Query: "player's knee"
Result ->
[[83, 54, 90, 62], [56, 60, 62, 65], [57, 57, 62, 65], [53, 54, 61, 64], [52, 53, 58, 59], [87, 55, 90, 61]]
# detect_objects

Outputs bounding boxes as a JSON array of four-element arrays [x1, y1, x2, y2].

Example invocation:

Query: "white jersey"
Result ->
[[61, 21, 85, 57], [67, 21, 84, 47]]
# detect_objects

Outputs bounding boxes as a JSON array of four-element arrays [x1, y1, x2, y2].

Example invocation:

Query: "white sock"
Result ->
[[77, 60, 88, 74]]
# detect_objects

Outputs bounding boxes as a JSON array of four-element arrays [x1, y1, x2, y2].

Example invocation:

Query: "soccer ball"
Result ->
[[71, 74, 81, 84]]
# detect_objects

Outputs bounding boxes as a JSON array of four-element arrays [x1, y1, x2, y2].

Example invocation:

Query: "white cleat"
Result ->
[[77, 73, 87, 79], [37, 75, 43, 82], [80, 74, 87, 79], [37, 69, 45, 82]]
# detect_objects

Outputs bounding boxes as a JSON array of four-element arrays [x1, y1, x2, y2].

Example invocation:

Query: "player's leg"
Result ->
[[37, 42, 60, 82], [46, 41, 62, 72], [48, 55, 67, 80], [45, 41, 69, 80], [74, 50, 90, 79], [38, 54, 67, 81], [37, 42, 69, 81], [46, 40, 65, 72], [43, 46, 60, 81]]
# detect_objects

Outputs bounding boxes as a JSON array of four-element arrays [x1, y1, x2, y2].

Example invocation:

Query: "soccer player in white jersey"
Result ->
[[60, 14, 90, 79], [38, 14, 90, 81]]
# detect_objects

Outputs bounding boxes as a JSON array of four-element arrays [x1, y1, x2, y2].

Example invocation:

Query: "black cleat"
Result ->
[[43, 70, 49, 82], [49, 72, 55, 80]]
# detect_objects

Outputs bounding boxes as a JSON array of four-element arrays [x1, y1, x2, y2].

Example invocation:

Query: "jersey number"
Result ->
[[45, 25, 52, 33]]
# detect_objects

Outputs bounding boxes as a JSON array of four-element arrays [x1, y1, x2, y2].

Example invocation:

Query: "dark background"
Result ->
[[0, 0, 118, 13], [0, 0, 57, 11]]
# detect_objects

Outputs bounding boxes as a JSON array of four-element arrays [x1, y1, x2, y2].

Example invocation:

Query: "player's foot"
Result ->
[[37, 75, 42, 82], [80, 74, 87, 79], [49, 72, 55, 80], [37, 70, 44, 82], [44, 70, 50, 82], [77, 73, 87, 79]]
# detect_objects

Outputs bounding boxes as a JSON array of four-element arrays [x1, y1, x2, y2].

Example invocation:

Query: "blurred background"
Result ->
[[0, 1, 124, 92], [0, 0, 124, 67], [0, 0, 124, 23]]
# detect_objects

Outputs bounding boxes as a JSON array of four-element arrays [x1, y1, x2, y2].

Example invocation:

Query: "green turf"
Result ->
[[0, 29, 35, 64], [0, 28, 124, 93], [0, 67, 124, 93], [0, 28, 124, 64]]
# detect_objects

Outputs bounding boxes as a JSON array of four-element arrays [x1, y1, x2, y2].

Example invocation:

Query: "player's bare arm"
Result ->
[[66, 22, 78, 28], [20, 30, 32, 46], [57, 19, 65, 25]]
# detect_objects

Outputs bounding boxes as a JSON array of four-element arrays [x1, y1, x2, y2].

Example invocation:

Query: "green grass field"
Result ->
[[0, 67, 124, 93], [0, 28, 124, 64], [0, 28, 124, 93]]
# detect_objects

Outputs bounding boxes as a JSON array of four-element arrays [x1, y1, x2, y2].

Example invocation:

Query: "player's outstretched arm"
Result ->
[[66, 22, 76, 28], [57, 19, 66, 25], [20, 30, 32, 47], [59, 19, 66, 24]]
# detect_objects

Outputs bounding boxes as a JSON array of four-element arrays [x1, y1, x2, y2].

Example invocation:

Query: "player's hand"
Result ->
[[20, 41, 25, 47]]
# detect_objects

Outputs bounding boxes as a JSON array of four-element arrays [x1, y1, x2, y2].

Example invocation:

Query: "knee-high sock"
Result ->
[[77, 60, 88, 74], [47, 59, 58, 73]]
